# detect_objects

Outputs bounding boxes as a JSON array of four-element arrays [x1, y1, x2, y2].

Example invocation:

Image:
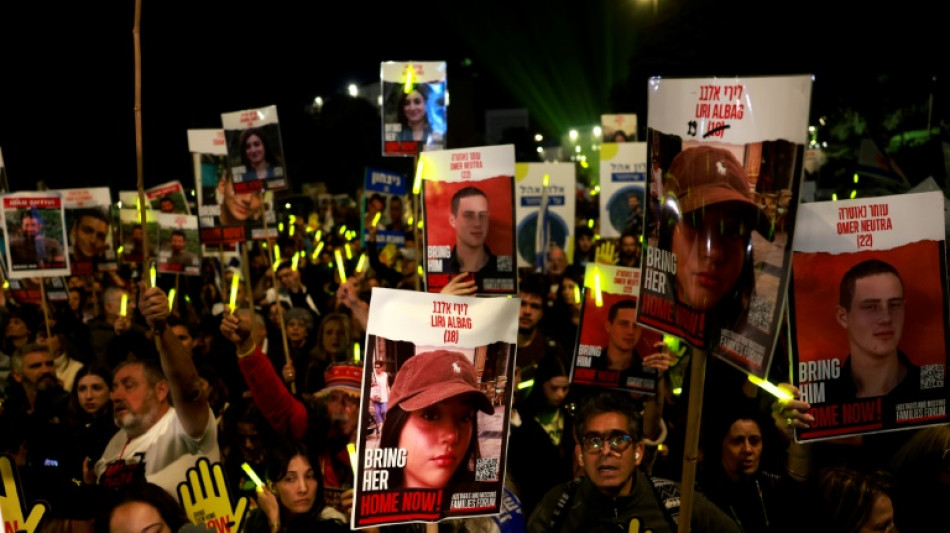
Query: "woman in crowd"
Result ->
[[889, 424, 950, 532], [238, 127, 282, 182], [311, 312, 351, 365], [377, 349, 494, 489], [246, 441, 348, 533], [507, 353, 577, 516], [95, 482, 190, 533], [817, 467, 897, 533]]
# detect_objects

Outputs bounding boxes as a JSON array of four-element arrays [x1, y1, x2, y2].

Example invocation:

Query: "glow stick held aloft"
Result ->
[[120, 293, 128, 317], [292, 253, 300, 272], [747, 375, 794, 405], [149, 264, 157, 288], [229, 272, 240, 313], [241, 462, 265, 492], [346, 443, 358, 476], [372, 211, 381, 228], [311, 241, 325, 261], [412, 159, 424, 195], [272, 246, 281, 272], [355, 253, 367, 274], [353, 342, 361, 362], [334, 249, 347, 282], [593, 267, 603, 307], [167, 288, 176, 311]]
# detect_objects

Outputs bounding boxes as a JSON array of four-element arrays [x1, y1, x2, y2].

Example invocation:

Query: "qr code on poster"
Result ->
[[497, 255, 512, 272], [747, 295, 774, 333], [475, 458, 499, 481], [920, 364, 944, 389]]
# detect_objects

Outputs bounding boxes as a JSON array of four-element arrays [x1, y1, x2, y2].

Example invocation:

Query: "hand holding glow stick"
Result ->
[[229, 272, 240, 313]]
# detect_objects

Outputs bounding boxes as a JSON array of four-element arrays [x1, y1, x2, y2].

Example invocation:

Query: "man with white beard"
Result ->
[[94, 285, 218, 496]]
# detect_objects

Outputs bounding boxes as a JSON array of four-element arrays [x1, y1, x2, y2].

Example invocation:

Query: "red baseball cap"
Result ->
[[664, 145, 757, 217], [388, 350, 494, 415]]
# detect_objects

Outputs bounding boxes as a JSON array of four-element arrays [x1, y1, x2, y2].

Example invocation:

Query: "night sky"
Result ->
[[0, 1, 945, 195]]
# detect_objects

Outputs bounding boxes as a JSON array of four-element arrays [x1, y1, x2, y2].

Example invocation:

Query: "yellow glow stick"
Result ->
[[338, 225, 347, 236], [517, 379, 534, 390], [273, 246, 281, 271], [416, 265, 423, 276], [167, 288, 176, 311], [372, 211, 381, 227], [334, 249, 347, 281], [150, 264, 156, 287], [278, 222, 284, 233], [315, 230, 322, 242], [346, 443, 358, 476], [353, 342, 361, 363], [345, 243, 353, 260], [747, 375, 794, 404], [229, 273, 240, 312], [416, 219, 423, 230], [407, 215, 414, 226], [292, 253, 300, 272], [593, 267, 603, 307], [120, 294, 128, 317], [573, 285, 581, 304], [117, 245, 125, 255], [403, 65, 415, 94], [412, 159, 424, 195], [311, 241, 325, 261], [289, 223, 295, 237], [355, 253, 367, 273], [241, 462, 265, 491], [542, 173, 550, 187], [2, 280, 9, 290]]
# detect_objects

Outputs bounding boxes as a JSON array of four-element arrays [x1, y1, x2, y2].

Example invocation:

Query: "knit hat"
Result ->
[[316, 362, 362, 397], [388, 350, 494, 415]]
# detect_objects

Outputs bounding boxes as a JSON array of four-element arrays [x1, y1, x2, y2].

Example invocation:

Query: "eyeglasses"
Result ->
[[581, 431, 634, 454]]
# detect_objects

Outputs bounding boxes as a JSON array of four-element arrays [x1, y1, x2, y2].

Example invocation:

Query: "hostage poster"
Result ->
[[514, 162, 575, 269], [362, 167, 410, 248], [353, 287, 518, 528], [637, 75, 812, 380], [599, 142, 647, 240], [381, 61, 447, 157], [790, 191, 950, 442], [1, 192, 70, 279], [59, 187, 117, 275], [189, 129, 277, 246], [570, 264, 664, 394], [221, 105, 288, 193], [421, 144, 516, 295]]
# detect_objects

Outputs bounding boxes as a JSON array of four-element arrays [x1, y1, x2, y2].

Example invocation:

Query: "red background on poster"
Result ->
[[792, 240, 946, 366], [423, 176, 513, 257]]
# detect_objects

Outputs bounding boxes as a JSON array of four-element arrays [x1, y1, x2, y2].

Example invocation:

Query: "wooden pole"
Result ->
[[260, 200, 295, 394], [39, 280, 51, 339], [133, 0, 150, 285], [677, 346, 707, 533]]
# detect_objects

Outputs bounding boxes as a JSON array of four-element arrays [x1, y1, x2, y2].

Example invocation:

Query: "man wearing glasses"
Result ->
[[527, 392, 738, 532]]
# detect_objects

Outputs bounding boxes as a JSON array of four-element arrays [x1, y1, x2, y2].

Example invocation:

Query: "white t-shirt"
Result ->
[[95, 406, 219, 496], [373, 371, 390, 403]]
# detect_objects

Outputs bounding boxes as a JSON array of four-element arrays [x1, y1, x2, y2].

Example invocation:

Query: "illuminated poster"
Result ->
[[381, 61, 447, 157], [221, 105, 288, 193], [638, 75, 812, 381], [189, 129, 277, 246], [353, 287, 517, 528], [1, 191, 70, 279], [421, 145, 516, 295], [146, 180, 191, 215], [599, 142, 647, 240], [59, 187, 117, 275], [156, 213, 201, 276], [601, 113, 637, 143], [514, 162, 575, 269], [570, 264, 664, 394], [362, 167, 410, 248], [790, 191, 950, 442]]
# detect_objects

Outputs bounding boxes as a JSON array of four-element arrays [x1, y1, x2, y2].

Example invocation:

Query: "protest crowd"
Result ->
[[0, 75, 944, 533]]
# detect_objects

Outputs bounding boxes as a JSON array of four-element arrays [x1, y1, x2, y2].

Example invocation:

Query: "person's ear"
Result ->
[[835, 304, 848, 329], [448, 212, 457, 229], [11, 369, 23, 384], [575, 444, 583, 466], [633, 442, 645, 465], [155, 380, 170, 404]]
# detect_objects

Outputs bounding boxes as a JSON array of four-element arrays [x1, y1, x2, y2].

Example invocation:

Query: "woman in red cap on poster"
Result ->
[[377, 349, 494, 489]]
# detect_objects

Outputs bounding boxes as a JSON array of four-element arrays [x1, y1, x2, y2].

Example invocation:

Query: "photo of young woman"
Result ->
[[237, 127, 283, 183], [377, 349, 494, 489]]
